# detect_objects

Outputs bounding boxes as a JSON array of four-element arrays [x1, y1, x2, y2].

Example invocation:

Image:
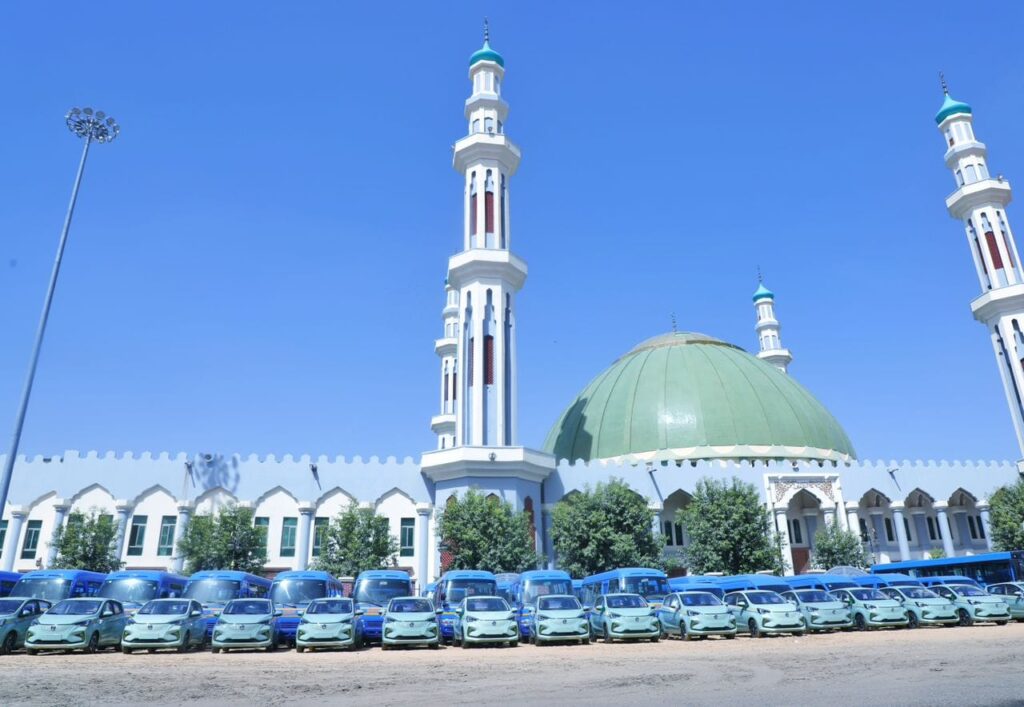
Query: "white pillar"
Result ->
[[824, 503, 838, 526], [845, 502, 861, 536], [933, 501, 956, 557], [416, 504, 432, 592], [774, 507, 793, 575], [1, 506, 28, 572], [977, 501, 994, 551], [45, 499, 70, 568], [649, 502, 663, 539], [295, 502, 315, 571], [171, 502, 193, 573], [113, 500, 132, 562], [890, 502, 911, 561]]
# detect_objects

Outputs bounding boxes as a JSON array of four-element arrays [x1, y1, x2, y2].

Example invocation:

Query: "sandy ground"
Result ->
[[3, 623, 1024, 706]]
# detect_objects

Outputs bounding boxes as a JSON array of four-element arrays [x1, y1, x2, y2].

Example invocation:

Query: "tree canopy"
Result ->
[[811, 522, 870, 570], [550, 479, 663, 578], [51, 509, 122, 573], [312, 502, 398, 577], [437, 489, 538, 573], [990, 477, 1024, 551], [177, 505, 267, 575]]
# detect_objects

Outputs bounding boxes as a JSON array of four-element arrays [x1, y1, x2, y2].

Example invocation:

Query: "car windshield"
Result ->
[[98, 579, 159, 604], [49, 600, 101, 615], [824, 582, 856, 590], [353, 578, 411, 607], [224, 600, 271, 615], [538, 596, 581, 611], [445, 579, 496, 604], [850, 589, 887, 601], [183, 580, 241, 605], [901, 588, 938, 599], [308, 599, 353, 615], [466, 597, 509, 612], [681, 593, 721, 607], [795, 590, 834, 603], [390, 599, 433, 613], [622, 577, 669, 598], [522, 579, 573, 605], [606, 595, 647, 609], [270, 580, 327, 607], [747, 592, 785, 605], [0, 600, 25, 614], [9, 578, 71, 602], [138, 601, 189, 615], [951, 585, 986, 597]]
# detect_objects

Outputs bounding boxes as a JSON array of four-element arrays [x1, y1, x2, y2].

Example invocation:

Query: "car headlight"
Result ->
[[606, 612, 620, 619], [73, 620, 91, 627], [757, 608, 770, 615], [465, 616, 477, 623], [863, 604, 876, 610], [687, 610, 700, 617], [535, 614, 550, 621]]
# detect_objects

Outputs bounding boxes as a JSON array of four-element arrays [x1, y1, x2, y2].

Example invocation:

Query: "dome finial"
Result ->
[[757, 265, 763, 284], [940, 71, 949, 96], [483, 17, 490, 44], [671, 312, 678, 333]]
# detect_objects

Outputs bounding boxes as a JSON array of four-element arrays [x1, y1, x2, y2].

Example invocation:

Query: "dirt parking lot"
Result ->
[[2, 622, 1023, 706]]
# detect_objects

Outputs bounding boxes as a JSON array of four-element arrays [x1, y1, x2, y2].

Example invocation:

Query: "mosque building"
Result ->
[[0, 34, 1020, 583]]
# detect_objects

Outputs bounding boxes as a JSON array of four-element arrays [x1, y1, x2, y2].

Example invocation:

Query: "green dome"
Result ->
[[544, 332, 855, 463], [935, 93, 971, 125], [470, 40, 504, 67], [753, 283, 774, 302]]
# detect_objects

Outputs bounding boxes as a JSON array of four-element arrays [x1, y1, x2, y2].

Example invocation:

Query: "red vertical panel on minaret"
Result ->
[[986, 232, 1005, 268], [485, 191, 494, 233]]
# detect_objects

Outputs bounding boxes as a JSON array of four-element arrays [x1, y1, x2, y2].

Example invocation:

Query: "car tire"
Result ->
[[907, 612, 919, 629], [86, 632, 100, 654], [582, 636, 590, 645], [603, 625, 612, 644], [211, 647, 221, 654], [651, 633, 660, 643], [178, 633, 191, 653], [748, 619, 760, 638], [725, 632, 736, 640], [958, 609, 973, 627], [122, 648, 133, 655], [26, 648, 38, 656], [461, 631, 470, 649], [854, 613, 867, 631], [147, 649, 156, 654], [0, 631, 15, 655], [296, 646, 305, 653], [428, 641, 439, 650], [996, 620, 1008, 626]]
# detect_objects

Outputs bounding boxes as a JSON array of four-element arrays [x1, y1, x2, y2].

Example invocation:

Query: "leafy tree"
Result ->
[[437, 489, 539, 573], [550, 479, 663, 577], [51, 509, 122, 573], [927, 548, 947, 560], [312, 502, 399, 577], [177, 505, 267, 575], [810, 522, 870, 570], [680, 477, 784, 575], [990, 477, 1024, 551]]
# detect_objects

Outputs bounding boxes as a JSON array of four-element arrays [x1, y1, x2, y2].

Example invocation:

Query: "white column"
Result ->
[[774, 507, 793, 575], [471, 294, 486, 445], [113, 500, 132, 561], [824, 503, 838, 526], [890, 502, 911, 561], [295, 502, 315, 571], [1, 506, 28, 572], [977, 501, 994, 551], [45, 499, 70, 568], [933, 501, 956, 557], [171, 502, 193, 573], [845, 502, 861, 536], [416, 504, 432, 592]]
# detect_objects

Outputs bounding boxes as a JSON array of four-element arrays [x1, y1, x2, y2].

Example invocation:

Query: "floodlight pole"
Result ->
[[0, 108, 119, 519]]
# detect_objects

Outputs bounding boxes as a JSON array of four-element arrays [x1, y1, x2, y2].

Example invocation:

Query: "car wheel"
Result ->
[[508, 639, 518, 648], [86, 632, 100, 654], [428, 641, 439, 650], [854, 613, 867, 631], [748, 619, 760, 638], [0, 631, 15, 655], [211, 647, 221, 654], [603, 625, 613, 644], [296, 646, 305, 653], [461, 630, 470, 649], [122, 648, 133, 655], [582, 636, 590, 645], [147, 649, 156, 654], [651, 633, 660, 643], [907, 612, 919, 629], [725, 632, 736, 640], [178, 633, 191, 653], [996, 620, 1008, 626], [958, 609, 973, 627], [26, 649, 38, 656]]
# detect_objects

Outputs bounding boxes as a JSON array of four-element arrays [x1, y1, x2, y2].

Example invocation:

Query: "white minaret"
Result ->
[[432, 23, 525, 449], [753, 277, 792, 374], [938, 77, 1024, 457]]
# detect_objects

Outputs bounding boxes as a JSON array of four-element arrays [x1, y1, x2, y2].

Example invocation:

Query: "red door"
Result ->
[[790, 548, 810, 574]]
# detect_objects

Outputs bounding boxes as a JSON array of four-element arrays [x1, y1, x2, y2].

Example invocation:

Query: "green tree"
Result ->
[[51, 509, 123, 573], [550, 479, 663, 577], [990, 477, 1024, 551], [437, 489, 539, 573], [177, 505, 267, 575], [680, 477, 784, 575], [312, 502, 399, 577], [810, 522, 870, 570]]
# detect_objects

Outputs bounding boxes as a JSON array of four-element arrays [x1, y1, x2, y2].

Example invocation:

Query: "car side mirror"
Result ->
[[297, 610, 305, 616], [102, 610, 113, 617], [190, 610, 202, 617], [273, 609, 283, 617], [583, 606, 592, 612], [355, 609, 364, 616], [435, 608, 444, 614]]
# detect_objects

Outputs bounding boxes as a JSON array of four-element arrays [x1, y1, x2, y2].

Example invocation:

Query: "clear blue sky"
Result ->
[[2, 1, 1024, 461]]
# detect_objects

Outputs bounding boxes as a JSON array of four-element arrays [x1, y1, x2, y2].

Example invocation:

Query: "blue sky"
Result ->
[[2, 1, 1024, 461]]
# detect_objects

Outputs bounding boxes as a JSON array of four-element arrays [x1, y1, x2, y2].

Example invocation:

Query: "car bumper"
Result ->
[[383, 622, 439, 645], [970, 607, 1011, 621], [212, 625, 275, 648], [534, 619, 589, 642], [212, 635, 274, 649], [25, 635, 90, 650], [916, 611, 959, 625], [806, 614, 853, 629], [463, 622, 518, 643], [606, 619, 661, 639], [25, 627, 92, 649], [296, 625, 356, 648], [382, 634, 439, 646], [122, 631, 188, 649], [685, 617, 738, 635], [865, 611, 909, 627]]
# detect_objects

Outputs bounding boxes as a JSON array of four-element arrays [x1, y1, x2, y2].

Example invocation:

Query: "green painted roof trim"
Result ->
[[470, 40, 504, 67], [753, 283, 774, 302], [543, 331, 855, 463], [935, 94, 971, 125]]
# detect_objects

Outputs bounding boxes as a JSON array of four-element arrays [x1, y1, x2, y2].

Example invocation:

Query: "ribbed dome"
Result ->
[[935, 93, 971, 125], [470, 40, 504, 67], [543, 331, 855, 463]]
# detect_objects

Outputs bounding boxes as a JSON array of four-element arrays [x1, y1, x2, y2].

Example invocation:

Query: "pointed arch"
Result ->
[[949, 487, 978, 507], [315, 486, 356, 508], [67, 483, 115, 507], [253, 485, 300, 508], [904, 488, 935, 509], [858, 488, 892, 509], [26, 490, 58, 512], [193, 486, 238, 515], [374, 487, 416, 508], [131, 484, 176, 507]]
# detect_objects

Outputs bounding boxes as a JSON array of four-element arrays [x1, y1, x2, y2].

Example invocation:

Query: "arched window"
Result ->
[[484, 170, 495, 235], [484, 116, 494, 133], [790, 519, 803, 544], [955, 169, 964, 186], [965, 165, 978, 183]]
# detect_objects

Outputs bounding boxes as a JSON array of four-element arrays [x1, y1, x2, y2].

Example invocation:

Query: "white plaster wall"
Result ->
[[376, 490, 418, 573], [13, 494, 59, 573], [122, 487, 178, 570], [254, 489, 300, 569]]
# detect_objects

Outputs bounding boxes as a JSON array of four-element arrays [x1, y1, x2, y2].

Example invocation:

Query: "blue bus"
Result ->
[[714, 575, 790, 595], [270, 570, 345, 644], [572, 579, 584, 604], [853, 573, 921, 589], [668, 576, 725, 598], [871, 551, 1024, 586], [9, 569, 106, 602], [0, 571, 20, 598], [434, 570, 498, 642], [579, 568, 670, 609], [918, 575, 983, 589], [183, 570, 272, 638], [97, 570, 189, 612], [512, 570, 573, 637], [784, 574, 859, 592], [351, 569, 413, 643]]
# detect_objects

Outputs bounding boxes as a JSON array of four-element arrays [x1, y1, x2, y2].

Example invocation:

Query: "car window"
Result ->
[[308, 599, 354, 615], [683, 593, 721, 607], [224, 600, 272, 615], [724, 594, 737, 606], [933, 587, 954, 599], [880, 589, 899, 600], [952, 585, 985, 597], [594, 596, 604, 609], [606, 595, 646, 609], [389, 599, 433, 613], [795, 590, 833, 603], [902, 588, 938, 600], [466, 597, 509, 612], [50, 600, 102, 615]]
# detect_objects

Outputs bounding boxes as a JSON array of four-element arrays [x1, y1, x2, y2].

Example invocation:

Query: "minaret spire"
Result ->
[[483, 17, 490, 44], [940, 71, 949, 96], [753, 276, 792, 374]]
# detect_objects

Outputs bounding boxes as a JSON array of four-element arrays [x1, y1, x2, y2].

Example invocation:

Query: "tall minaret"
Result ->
[[753, 276, 792, 374], [433, 23, 525, 449], [938, 77, 1024, 457]]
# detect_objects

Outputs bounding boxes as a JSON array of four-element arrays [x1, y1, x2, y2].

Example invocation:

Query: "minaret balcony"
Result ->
[[434, 337, 457, 356], [465, 94, 509, 120], [431, 414, 457, 435], [971, 283, 1024, 323], [944, 140, 987, 167], [453, 133, 521, 174], [946, 178, 1012, 217], [448, 248, 527, 290]]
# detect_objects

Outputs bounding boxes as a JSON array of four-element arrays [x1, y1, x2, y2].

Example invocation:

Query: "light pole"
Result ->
[[0, 107, 119, 518]]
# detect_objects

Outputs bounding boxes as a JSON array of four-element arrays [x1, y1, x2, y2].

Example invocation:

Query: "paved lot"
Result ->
[[2, 622, 1023, 705]]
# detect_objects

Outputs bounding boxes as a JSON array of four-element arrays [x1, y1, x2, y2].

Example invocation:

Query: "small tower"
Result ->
[[938, 78, 1024, 457], [753, 278, 792, 374]]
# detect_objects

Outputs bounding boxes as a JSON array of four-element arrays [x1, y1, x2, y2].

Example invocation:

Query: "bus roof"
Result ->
[[918, 575, 983, 587], [104, 570, 188, 582], [14, 569, 106, 581], [715, 575, 789, 593], [518, 570, 571, 582], [439, 570, 496, 580], [353, 570, 411, 580], [572, 579, 583, 589], [0, 571, 21, 582], [872, 552, 1018, 572], [583, 567, 667, 583], [854, 573, 921, 588], [186, 570, 270, 584], [272, 570, 339, 581]]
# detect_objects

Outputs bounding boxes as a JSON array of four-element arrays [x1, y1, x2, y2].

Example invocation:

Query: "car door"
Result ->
[[189, 601, 204, 643], [15, 600, 36, 643], [590, 596, 605, 632], [658, 594, 678, 632]]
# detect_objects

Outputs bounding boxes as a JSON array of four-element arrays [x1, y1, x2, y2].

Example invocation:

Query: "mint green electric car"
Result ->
[[724, 590, 805, 637], [657, 591, 736, 640], [831, 588, 908, 630], [0, 598, 51, 654], [25, 598, 128, 654], [987, 582, 1024, 620], [527, 595, 589, 645], [122, 599, 207, 653], [930, 584, 1010, 626], [452, 595, 518, 648], [779, 589, 853, 632], [211, 598, 282, 652], [879, 586, 958, 628], [296, 598, 360, 652], [381, 597, 439, 649], [589, 593, 661, 643]]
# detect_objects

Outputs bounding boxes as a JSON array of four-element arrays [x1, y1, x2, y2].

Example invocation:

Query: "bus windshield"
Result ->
[[98, 579, 159, 604], [444, 579, 496, 604], [522, 578, 573, 605], [183, 580, 241, 605], [10, 578, 71, 602], [353, 578, 411, 608], [623, 576, 669, 599], [270, 580, 327, 607]]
